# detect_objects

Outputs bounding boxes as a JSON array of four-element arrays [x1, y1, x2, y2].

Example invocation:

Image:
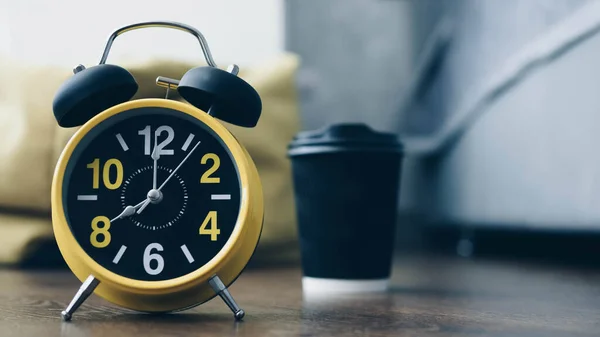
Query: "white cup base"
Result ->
[[302, 277, 389, 295]]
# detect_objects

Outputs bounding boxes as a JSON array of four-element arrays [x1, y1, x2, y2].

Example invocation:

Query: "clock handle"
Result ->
[[97, 21, 218, 67], [61, 275, 100, 321], [208, 275, 245, 321]]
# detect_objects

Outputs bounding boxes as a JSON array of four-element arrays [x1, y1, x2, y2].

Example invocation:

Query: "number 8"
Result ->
[[90, 216, 111, 248]]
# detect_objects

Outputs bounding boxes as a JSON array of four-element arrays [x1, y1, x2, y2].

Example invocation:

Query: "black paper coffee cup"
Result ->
[[288, 123, 403, 294]]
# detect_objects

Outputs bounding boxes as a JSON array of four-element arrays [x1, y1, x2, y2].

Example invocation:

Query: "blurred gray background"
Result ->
[[286, 0, 600, 234], [286, 0, 443, 133]]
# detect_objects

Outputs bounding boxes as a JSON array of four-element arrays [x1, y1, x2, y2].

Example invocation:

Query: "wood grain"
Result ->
[[0, 255, 599, 337]]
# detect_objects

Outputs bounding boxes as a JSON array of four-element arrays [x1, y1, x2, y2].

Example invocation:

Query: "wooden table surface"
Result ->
[[0, 255, 599, 337]]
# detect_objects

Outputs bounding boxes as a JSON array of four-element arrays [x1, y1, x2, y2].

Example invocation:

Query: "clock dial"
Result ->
[[62, 107, 242, 281]]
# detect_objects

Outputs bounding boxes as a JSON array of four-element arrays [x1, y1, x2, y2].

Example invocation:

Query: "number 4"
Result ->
[[199, 211, 220, 241]]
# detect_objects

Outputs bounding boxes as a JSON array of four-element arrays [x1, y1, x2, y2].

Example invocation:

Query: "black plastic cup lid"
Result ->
[[288, 123, 403, 156]]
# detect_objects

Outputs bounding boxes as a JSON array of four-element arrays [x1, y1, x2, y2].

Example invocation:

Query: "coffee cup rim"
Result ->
[[287, 123, 403, 157]]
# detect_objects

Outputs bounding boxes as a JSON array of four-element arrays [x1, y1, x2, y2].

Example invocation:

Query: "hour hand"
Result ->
[[111, 199, 147, 222]]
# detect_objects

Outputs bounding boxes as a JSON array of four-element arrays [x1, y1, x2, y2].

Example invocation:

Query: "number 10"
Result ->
[[87, 158, 123, 190]]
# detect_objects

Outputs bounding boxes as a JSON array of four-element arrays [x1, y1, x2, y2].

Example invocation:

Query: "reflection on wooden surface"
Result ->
[[0, 255, 599, 336]]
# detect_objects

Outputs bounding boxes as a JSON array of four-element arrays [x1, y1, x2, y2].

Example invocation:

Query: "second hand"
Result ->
[[137, 140, 201, 214], [157, 140, 201, 191]]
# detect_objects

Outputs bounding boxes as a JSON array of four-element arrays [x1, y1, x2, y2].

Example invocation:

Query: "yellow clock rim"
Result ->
[[51, 98, 263, 299]]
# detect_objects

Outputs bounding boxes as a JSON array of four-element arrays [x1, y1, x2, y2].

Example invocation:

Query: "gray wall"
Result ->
[[285, 0, 444, 133], [285, 0, 600, 234], [284, 0, 444, 247]]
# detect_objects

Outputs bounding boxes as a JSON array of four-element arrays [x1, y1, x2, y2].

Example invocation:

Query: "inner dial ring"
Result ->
[[120, 165, 188, 230]]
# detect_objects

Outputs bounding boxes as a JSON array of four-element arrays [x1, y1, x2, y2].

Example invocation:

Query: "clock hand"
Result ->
[[151, 144, 160, 190], [136, 195, 154, 215], [136, 136, 161, 215], [111, 199, 148, 222], [157, 140, 201, 192], [136, 141, 201, 215], [136, 199, 151, 215], [136, 185, 165, 214]]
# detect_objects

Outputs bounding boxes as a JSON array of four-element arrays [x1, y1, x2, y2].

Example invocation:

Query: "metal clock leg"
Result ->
[[61, 275, 100, 321], [208, 275, 245, 320]]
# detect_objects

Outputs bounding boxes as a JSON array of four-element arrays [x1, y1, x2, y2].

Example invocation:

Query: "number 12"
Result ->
[[138, 125, 175, 156]]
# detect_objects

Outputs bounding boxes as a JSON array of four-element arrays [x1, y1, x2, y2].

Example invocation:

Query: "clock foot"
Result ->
[[208, 275, 245, 321], [61, 275, 100, 321]]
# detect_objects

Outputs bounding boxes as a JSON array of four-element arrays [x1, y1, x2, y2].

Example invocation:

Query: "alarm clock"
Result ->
[[50, 21, 263, 321]]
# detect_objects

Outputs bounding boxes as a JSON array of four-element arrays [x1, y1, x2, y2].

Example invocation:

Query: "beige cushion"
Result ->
[[0, 54, 300, 266]]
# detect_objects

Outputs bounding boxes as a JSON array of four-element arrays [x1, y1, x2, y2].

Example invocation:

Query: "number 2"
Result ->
[[200, 153, 220, 183], [199, 211, 220, 241]]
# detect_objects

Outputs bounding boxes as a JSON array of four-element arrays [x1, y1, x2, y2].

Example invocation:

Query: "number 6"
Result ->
[[143, 243, 164, 275]]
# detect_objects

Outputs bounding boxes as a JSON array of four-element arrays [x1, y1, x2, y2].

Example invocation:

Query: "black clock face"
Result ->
[[62, 107, 241, 281]]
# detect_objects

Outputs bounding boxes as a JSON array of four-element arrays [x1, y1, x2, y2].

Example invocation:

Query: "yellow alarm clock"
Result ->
[[50, 21, 263, 321]]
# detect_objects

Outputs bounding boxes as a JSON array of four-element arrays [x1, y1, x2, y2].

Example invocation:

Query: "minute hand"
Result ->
[[158, 141, 201, 191]]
